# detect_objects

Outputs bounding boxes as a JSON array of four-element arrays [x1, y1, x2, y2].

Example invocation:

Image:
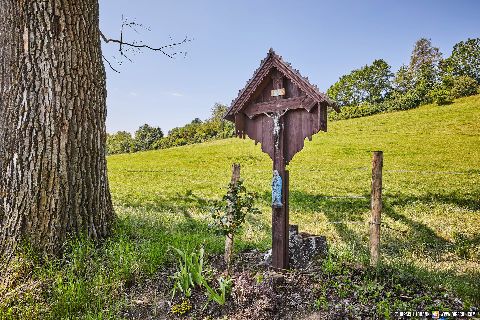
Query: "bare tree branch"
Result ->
[[102, 54, 120, 73], [100, 31, 190, 59], [100, 16, 192, 72]]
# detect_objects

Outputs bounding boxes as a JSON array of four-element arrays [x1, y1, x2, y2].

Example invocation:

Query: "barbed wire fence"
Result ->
[[119, 159, 479, 241], [122, 168, 480, 175]]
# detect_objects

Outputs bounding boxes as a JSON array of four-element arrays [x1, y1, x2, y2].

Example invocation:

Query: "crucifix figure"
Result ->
[[263, 109, 288, 151]]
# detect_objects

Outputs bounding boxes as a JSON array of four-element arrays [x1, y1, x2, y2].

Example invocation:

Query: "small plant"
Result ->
[[202, 276, 232, 306], [255, 272, 264, 284], [322, 254, 341, 276], [170, 246, 234, 307], [170, 246, 205, 299], [313, 295, 328, 311], [210, 179, 260, 273], [376, 299, 391, 319], [170, 299, 192, 316], [452, 232, 479, 259]]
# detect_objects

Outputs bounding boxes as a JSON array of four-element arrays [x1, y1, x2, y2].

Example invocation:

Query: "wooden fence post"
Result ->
[[370, 151, 383, 267], [225, 163, 240, 273]]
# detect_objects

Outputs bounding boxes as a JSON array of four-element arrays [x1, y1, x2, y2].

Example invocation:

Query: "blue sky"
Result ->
[[99, 0, 480, 134]]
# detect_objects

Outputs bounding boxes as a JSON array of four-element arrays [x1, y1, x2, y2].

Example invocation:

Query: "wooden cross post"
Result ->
[[271, 71, 289, 269], [224, 49, 340, 270]]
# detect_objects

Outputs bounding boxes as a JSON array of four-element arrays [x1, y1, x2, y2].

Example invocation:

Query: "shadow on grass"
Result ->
[[113, 188, 479, 303], [283, 189, 480, 304], [113, 189, 213, 215], [282, 190, 479, 255], [113, 189, 271, 260], [382, 259, 480, 306]]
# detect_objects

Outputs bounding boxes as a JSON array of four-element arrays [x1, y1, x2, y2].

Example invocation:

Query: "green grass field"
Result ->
[[2, 95, 479, 319], [108, 95, 480, 300]]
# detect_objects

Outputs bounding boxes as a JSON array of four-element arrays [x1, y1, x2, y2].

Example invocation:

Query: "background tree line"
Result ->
[[108, 37, 479, 155], [327, 37, 480, 121], [107, 103, 234, 154]]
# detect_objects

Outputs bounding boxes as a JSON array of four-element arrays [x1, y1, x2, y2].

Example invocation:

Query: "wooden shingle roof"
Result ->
[[225, 48, 338, 121]]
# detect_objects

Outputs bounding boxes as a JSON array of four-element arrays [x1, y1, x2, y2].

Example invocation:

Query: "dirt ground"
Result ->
[[119, 250, 473, 320]]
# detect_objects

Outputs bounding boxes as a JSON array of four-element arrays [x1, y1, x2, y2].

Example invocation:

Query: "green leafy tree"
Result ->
[[408, 38, 442, 101], [393, 65, 414, 93], [327, 59, 393, 107], [451, 75, 478, 98], [439, 58, 456, 89], [364, 59, 394, 102], [432, 38, 480, 105], [447, 38, 480, 83], [409, 38, 442, 76], [327, 74, 358, 107], [106, 131, 135, 154], [153, 103, 234, 150], [210, 103, 229, 122], [134, 124, 164, 151], [208, 103, 234, 139]]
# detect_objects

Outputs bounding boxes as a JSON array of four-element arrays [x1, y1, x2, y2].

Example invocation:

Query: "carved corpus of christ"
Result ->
[[263, 109, 289, 151]]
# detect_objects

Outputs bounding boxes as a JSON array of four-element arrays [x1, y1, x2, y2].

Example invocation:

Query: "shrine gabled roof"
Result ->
[[224, 48, 339, 121]]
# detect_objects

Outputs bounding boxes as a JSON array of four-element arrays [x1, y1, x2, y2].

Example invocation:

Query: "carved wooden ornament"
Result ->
[[225, 49, 339, 164]]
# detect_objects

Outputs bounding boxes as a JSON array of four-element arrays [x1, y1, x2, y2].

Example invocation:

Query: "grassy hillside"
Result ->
[[3, 96, 478, 319], [108, 95, 480, 301]]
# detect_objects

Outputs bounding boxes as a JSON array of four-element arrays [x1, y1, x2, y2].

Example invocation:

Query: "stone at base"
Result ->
[[262, 225, 328, 269], [289, 225, 328, 269]]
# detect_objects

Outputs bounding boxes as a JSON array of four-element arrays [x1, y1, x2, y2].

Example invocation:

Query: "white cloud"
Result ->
[[161, 91, 184, 97]]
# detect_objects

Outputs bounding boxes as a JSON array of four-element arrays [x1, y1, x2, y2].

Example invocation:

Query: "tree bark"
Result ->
[[0, 0, 114, 258]]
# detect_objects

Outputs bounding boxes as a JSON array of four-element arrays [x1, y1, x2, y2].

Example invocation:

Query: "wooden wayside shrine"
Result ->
[[225, 49, 339, 269]]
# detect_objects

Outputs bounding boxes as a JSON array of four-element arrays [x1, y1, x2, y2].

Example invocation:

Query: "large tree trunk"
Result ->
[[0, 0, 114, 258]]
